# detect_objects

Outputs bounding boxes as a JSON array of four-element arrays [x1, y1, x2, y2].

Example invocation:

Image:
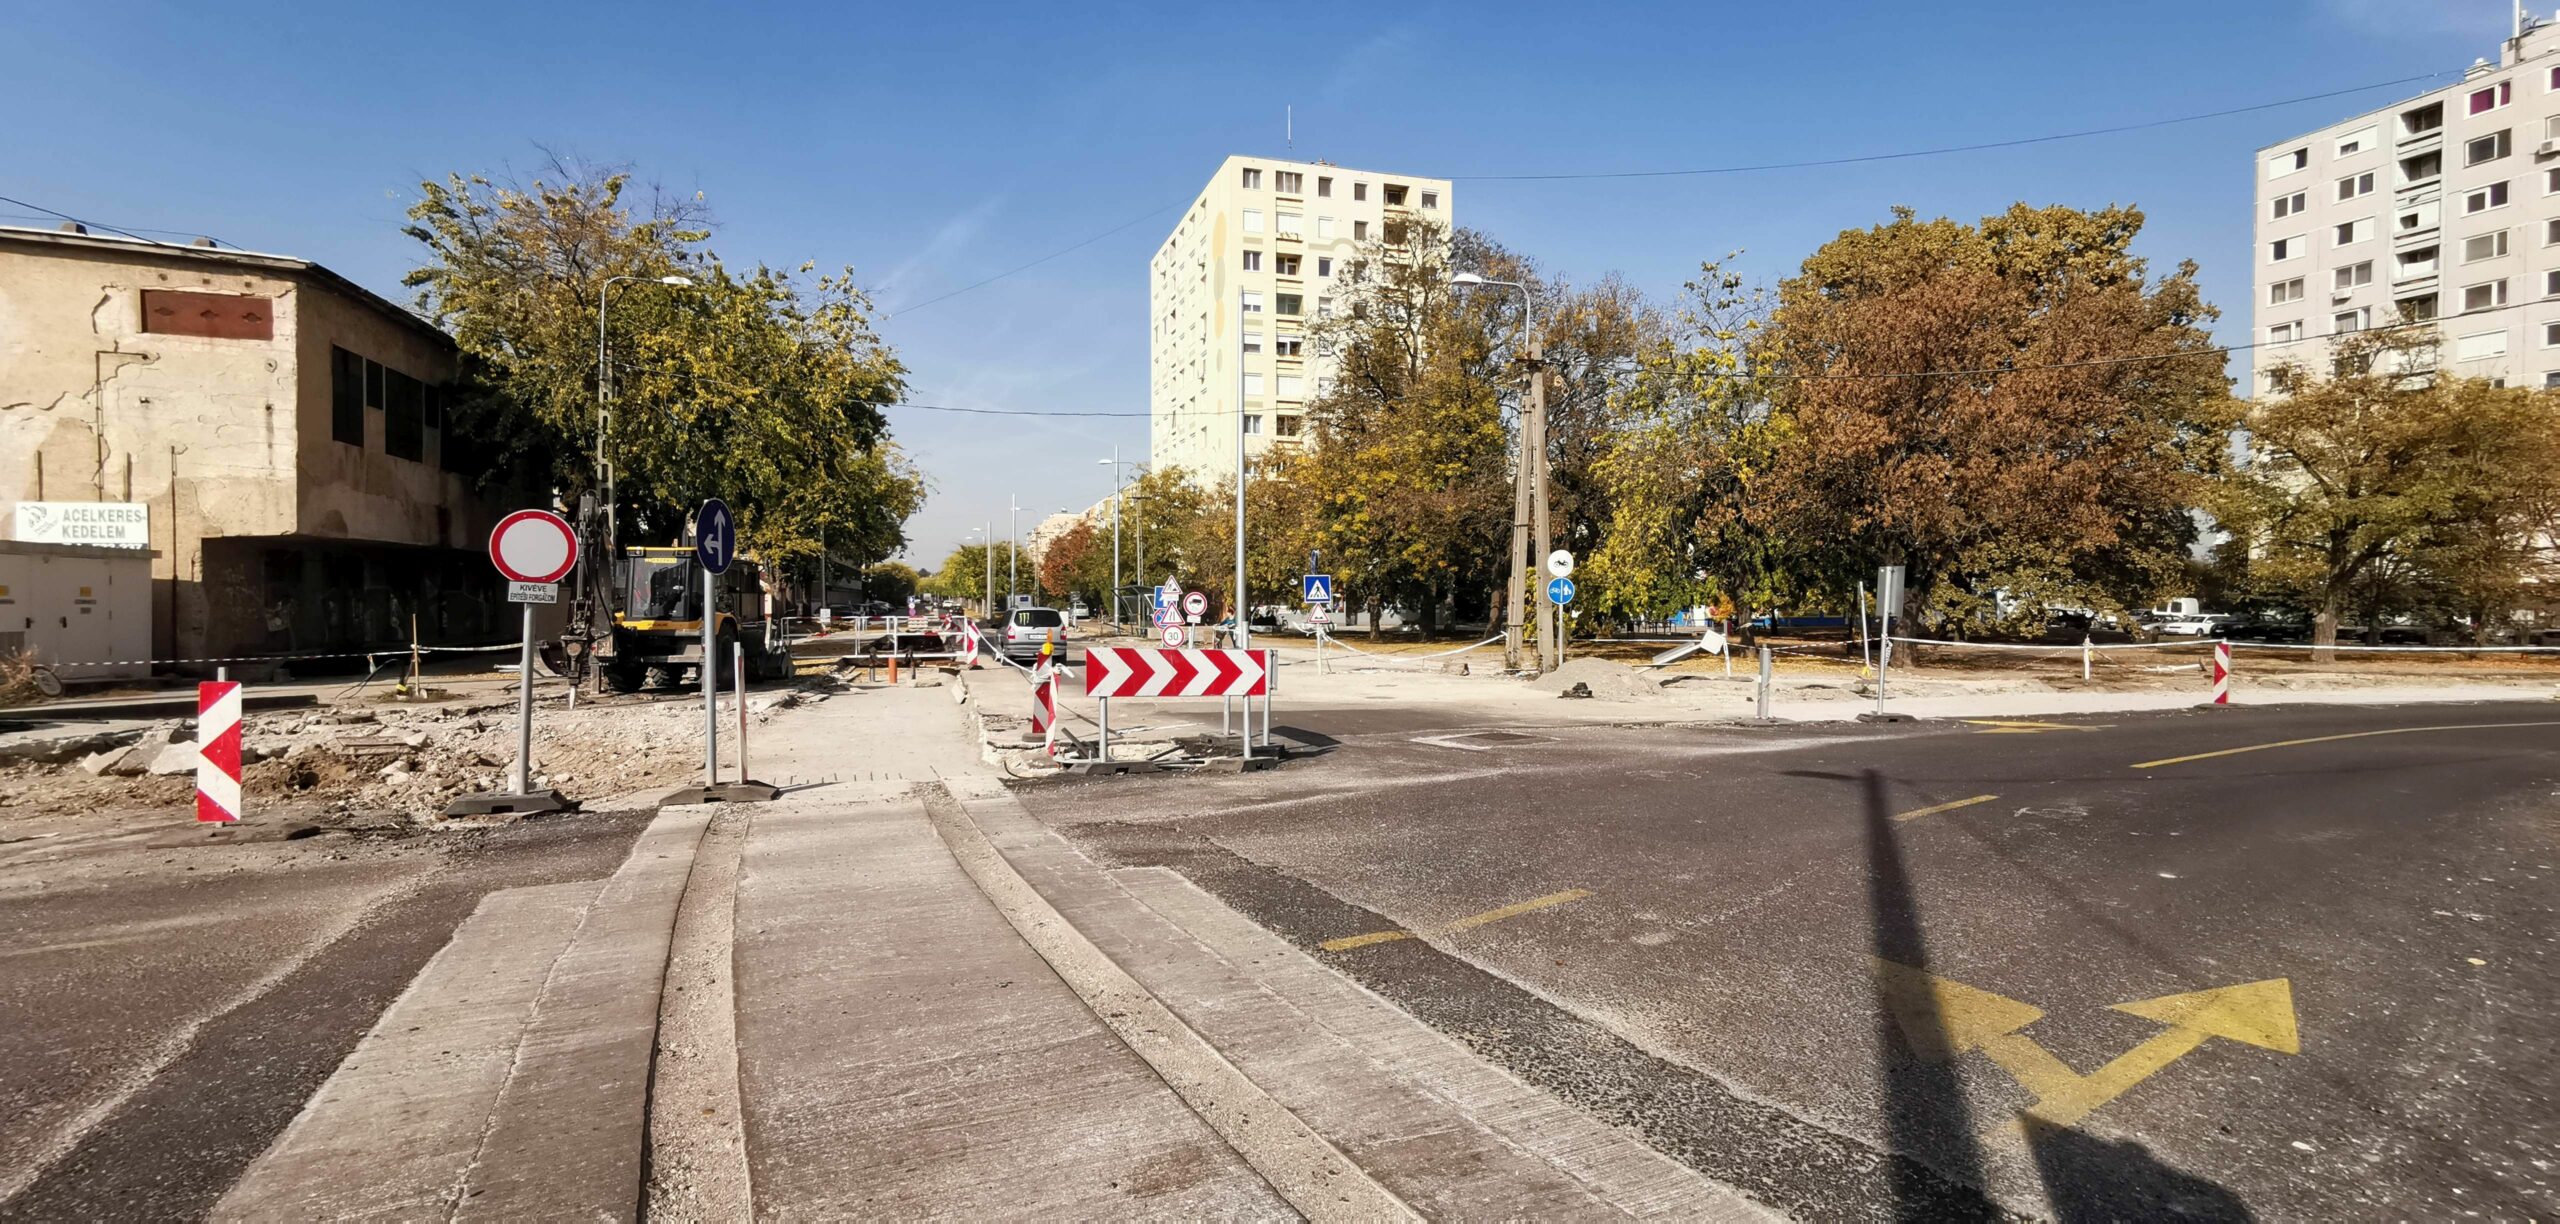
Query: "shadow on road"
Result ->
[[1860, 768, 2253, 1222]]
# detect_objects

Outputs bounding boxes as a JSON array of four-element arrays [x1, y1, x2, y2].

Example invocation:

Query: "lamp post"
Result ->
[[1100, 451, 1149, 627], [1450, 271, 1546, 673], [1007, 495, 1019, 609], [1233, 290, 1252, 653]]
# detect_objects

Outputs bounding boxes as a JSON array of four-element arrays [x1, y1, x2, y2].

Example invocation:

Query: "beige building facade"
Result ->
[[2253, 17, 2560, 392], [1148, 155, 1451, 482], [0, 224, 527, 670]]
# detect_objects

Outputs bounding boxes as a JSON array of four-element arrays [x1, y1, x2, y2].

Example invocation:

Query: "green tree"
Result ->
[[862, 561, 921, 602], [2214, 330, 2560, 657], [1300, 221, 1513, 636], [1752, 203, 2236, 629], [402, 159, 919, 570]]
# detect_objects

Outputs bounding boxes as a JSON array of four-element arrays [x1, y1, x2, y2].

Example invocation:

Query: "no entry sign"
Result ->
[[489, 510, 578, 584]]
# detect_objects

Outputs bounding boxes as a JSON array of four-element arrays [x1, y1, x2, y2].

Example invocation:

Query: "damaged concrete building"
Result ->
[[0, 223, 530, 672]]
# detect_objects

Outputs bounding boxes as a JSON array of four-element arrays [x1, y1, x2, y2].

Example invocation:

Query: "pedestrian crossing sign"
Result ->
[[1302, 573, 1334, 604]]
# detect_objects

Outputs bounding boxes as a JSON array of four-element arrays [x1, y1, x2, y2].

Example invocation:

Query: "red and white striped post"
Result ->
[[196, 680, 243, 823], [2211, 640, 2232, 705], [1030, 660, 1058, 755], [962, 619, 982, 669]]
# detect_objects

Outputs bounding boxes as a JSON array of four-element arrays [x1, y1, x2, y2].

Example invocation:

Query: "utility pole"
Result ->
[[1529, 334, 1555, 673], [1007, 495, 1018, 608]]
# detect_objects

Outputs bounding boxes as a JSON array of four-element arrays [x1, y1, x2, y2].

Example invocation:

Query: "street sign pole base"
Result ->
[[1199, 753, 1283, 773], [442, 788, 575, 818], [1856, 711, 1917, 724], [664, 780, 782, 805]]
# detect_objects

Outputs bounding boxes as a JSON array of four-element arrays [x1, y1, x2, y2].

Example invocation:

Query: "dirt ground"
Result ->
[[0, 674, 850, 834]]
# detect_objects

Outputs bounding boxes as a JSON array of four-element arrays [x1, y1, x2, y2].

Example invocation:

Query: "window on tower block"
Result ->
[[1241, 167, 1262, 188], [1242, 250, 1262, 271], [1274, 292, 1304, 316], [2470, 81, 2511, 114], [1275, 171, 1302, 193], [1317, 176, 1332, 197]]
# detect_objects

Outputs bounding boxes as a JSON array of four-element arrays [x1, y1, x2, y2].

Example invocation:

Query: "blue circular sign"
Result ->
[[1546, 576, 1576, 605], [695, 498, 736, 574]]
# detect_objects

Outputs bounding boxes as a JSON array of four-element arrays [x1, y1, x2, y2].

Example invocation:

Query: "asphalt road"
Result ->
[[0, 809, 650, 1218], [1018, 699, 2560, 1220]]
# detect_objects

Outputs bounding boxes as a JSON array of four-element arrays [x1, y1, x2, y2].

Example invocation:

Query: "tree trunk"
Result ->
[[1420, 586, 1441, 636], [1367, 594, 1382, 643], [2312, 592, 2340, 665]]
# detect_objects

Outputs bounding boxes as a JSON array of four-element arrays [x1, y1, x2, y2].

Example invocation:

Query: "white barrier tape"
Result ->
[[1887, 636, 2219, 652], [1314, 630, 1505, 663], [2227, 640, 2560, 653], [45, 641, 532, 670]]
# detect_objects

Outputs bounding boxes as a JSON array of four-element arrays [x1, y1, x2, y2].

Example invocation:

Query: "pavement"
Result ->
[[188, 674, 1768, 1219], [1014, 690, 2560, 1219]]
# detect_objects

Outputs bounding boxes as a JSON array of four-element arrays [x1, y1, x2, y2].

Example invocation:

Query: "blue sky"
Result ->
[[0, 0, 2525, 567]]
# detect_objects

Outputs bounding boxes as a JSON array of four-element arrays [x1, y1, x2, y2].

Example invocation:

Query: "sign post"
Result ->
[[667, 499, 778, 804], [1546, 576, 1576, 666], [447, 509, 579, 817], [1874, 564, 1905, 718]]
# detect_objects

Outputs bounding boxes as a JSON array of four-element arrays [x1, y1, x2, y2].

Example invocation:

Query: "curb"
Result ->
[[921, 783, 1417, 1223]]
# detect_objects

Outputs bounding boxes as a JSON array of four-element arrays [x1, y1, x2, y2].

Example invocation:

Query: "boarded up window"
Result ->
[[141, 289, 273, 340], [330, 346, 364, 446]]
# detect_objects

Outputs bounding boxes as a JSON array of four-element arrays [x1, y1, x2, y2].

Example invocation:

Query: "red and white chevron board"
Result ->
[[196, 680, 242, 824], [1084, 647, 1273, 698]]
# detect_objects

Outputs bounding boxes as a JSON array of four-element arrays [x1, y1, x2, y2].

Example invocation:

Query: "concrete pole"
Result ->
[[1234, 289, 1253, 760], [1529, 331, 1555, 673], [1503, 399, 1532, 673], [1008, 495, 1018, 608], [734, 639, 749, 783], [983, 521, 994, 619]]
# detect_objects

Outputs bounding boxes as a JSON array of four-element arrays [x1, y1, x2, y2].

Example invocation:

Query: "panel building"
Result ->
[[0, 223, 529, 672], [1147, 155, 1452, 481], [2253, 17, 2560, 393]]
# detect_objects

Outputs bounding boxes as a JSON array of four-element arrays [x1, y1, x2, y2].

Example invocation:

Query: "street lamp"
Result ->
[[1100, 450, 1149, 627], [1450, 271, 1548, 673]]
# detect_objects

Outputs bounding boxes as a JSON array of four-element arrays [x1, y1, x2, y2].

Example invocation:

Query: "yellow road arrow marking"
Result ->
[[2131, 721, 2560, 769], [1872, 958, 2043, 1059], [1961, 719, 2106, 734], [1875, 962, 2301, 1133], [1320, 888, 1593, 953], [1893, 794, 1999, 822]]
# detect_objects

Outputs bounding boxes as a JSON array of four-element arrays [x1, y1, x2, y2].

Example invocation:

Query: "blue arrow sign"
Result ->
[[695, 498, 735, 575], [1302, 573, 1335, 604], [1546, 576, 1576, 605]]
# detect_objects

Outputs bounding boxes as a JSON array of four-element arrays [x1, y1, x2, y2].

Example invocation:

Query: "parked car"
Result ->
[[1000, 606, 1068, 660]]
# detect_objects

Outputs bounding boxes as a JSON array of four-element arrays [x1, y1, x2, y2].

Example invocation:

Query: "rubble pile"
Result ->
[[1, 682, 841, 826]]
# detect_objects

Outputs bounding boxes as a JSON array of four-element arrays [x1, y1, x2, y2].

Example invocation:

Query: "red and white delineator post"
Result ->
[[1030, 646, 1059, 754], [196, 680, 243, 824], [2211, 639, 2232, 705], [962, 618, 983, 669]]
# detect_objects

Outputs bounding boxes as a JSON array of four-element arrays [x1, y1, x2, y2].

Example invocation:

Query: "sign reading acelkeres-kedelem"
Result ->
[[13, 502, 149, 548]]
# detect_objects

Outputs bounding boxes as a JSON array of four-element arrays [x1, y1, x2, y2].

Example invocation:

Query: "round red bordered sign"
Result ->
[[489, 509, 579, 584]]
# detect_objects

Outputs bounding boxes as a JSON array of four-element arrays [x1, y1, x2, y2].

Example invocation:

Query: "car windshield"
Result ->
[[1010, 609, 1063, 628]]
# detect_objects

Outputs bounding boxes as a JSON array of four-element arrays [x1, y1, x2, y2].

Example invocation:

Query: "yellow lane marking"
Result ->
[[1893, 794, 1999, 822], [1962, 719, 2107, 734], [1319, 888, 1593, 953], [1875, 959, 2298, 1134], [2130, 720, 2560, 769]]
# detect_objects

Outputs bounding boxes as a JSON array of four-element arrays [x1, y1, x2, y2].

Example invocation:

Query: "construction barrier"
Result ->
[[196, 680, 242, 824], [1030, 656, 1058, 755], [2211, 640, 2232, 705]]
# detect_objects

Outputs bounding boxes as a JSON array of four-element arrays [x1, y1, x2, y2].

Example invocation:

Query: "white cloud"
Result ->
[[876, 194, 1006, 300]]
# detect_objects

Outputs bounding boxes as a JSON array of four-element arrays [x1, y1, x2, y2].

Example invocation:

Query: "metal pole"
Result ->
[[2083, 635, 2094, 682], [1876, 608, 1892, 715], [1110, 446, 1122, 630], [514, 603, 536, 794], [1756, 644, 1773, 721], [702, 563, 719, 787], [984, 521, 994, 619], [596, 279, 614, 570], [1008, 496, 1018, 607], [733, 639, 748, 783], [1098, 695, 1109, 764]]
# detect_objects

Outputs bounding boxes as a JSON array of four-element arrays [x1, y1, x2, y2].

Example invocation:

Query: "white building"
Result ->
[[2254, 16, 2560, 393], [1147, 155, 1452, 482]]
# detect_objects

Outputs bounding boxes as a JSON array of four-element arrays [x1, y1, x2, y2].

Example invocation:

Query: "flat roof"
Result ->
[[0, 223, 455, 351]]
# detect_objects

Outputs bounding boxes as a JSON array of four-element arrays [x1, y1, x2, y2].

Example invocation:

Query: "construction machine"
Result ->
[[540, 496, 793, 691]]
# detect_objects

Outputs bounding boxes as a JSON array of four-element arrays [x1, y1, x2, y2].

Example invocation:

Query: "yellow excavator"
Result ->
[[541, 537, 792, 692]]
